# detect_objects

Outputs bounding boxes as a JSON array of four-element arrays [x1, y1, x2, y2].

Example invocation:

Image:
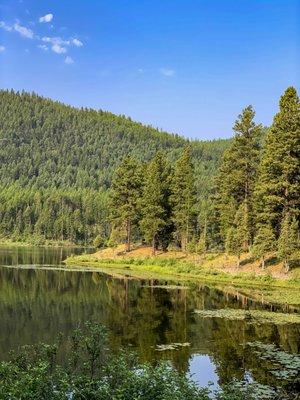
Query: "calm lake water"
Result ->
[[0, 246, 299, 391]]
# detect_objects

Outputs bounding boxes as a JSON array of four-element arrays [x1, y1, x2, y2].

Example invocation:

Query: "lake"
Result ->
[[0, 246, 299, 392]]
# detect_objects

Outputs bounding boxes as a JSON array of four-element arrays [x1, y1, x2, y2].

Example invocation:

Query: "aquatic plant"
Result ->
[[247, 342, 300, 381], [194, 308, 300, 325], [155, 342, 190, 351]]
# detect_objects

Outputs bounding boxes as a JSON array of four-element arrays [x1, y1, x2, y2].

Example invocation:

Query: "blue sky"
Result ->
[[0, 0, 299, 139]]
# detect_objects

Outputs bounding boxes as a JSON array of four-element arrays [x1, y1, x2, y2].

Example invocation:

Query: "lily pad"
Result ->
[[194, 308, 300, 325], [155, 342, 190, 351]]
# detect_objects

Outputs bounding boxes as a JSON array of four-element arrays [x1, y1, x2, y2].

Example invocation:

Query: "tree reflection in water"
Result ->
[[0, 261, 299, 391]]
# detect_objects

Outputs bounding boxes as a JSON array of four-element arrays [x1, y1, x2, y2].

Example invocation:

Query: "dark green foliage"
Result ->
[[0, 90, 229, 244], [109, 156, 143, 251], [171, 147, 197, 251], [255, 87, 300, 235], [252, 224, 276, 269], [215, 106, 262, 243], [225, 201, 250, 267], [0, 323, 280, 400], [0, 88, 299, 261], [278, 214, 299, 272], [0, 185, 108, 244], [140, 152, 172, 254], [0, 90, 228, 191]]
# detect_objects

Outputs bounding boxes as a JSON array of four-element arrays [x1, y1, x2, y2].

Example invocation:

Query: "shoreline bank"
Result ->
[[64, 250, 300, 307]]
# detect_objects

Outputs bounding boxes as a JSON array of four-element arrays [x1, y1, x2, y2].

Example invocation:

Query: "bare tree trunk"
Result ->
[[237, 255, 240, 268], [261, 255, 265, 270]]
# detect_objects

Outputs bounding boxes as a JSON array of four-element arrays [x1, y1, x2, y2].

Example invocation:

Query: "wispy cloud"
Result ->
[[0, 45, 5, 52], [42, 36, 70, 46], [51, 43, 67, 54], [65, 56, 74, 64], [37, 44, 48, 51], [0, 17, 83, 63], [159, 68, 175, 77], [137, 68, 144, 73], [0, 21, 13, 32], [0, 21, 34, 39], [39, 14, 53, 23], [13, 21, 34, 39], [72, 38, 83, 47], [42, 36, 83, 48]]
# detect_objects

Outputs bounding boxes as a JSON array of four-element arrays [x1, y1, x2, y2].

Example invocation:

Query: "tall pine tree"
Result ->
[[215, 106, 262, 245], [278, 214, 299, 272], [140, 152, 172, 254], [109, 156, 142, 252], [171, 147, 196, 251], [252, 224, 276, 269], [255, 87, 300, 236]]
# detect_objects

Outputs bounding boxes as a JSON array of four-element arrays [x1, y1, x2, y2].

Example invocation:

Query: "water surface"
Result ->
[[0, 246, 299, 391]]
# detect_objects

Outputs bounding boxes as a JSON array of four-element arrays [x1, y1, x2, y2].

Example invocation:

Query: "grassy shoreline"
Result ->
[[64, 254, 299, 287], [0, 238, 91, 248], [64, 252, 300, 307]]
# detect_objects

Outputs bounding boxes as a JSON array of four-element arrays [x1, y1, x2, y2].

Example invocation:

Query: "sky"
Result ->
[[0, 0, 299, 140]]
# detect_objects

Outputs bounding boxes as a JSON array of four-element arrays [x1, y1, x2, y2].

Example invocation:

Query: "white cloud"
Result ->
[[0, 19, 84, 62], [0, 21, 34, 39], [64, 56, 74, 64], [72, 38, 83, 47], [51, 43, 67, 54], [13, 22, 34, 39], [42, 36, 70, 46], [159, 68, 175, 77], [38, 44, 48, 51], [0, 45, 5, 52], [39, 13, 53, 23], [0, 21, 13, 32]]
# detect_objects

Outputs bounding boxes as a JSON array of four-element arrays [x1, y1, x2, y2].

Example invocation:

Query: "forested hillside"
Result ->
[[0, 90, 229, 244], [0, 90, 228, 191]]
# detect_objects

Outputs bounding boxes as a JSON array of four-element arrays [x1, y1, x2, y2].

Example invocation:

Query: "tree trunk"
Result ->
[[237, 255, 240, 268], [152, 235, 156, 256], [284, 260, 289, 273], [261, 255, 265, 270], [125, 219, 131, 252]]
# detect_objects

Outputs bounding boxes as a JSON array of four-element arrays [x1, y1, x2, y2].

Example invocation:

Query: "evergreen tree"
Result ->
[[197, 221, 207, 257], [255, 87, 300, 235], [225, 227, 240, 267], [278, 214, 299, 272], [225, 202, 250, 267], [215, 106, 262, 244], [235, 200, 251, 253], [107, 227, 123, 257], [252, 224, 276, 269], [140, 153, 171, 255], [171, 147, 196, 251], [109, 156, 142, 252]]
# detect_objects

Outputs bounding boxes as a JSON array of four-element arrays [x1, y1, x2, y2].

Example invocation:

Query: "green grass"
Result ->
[[65, 255, 300, 289]]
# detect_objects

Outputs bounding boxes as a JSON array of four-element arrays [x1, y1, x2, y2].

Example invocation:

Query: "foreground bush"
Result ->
[[0, 323, 292, 400]]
